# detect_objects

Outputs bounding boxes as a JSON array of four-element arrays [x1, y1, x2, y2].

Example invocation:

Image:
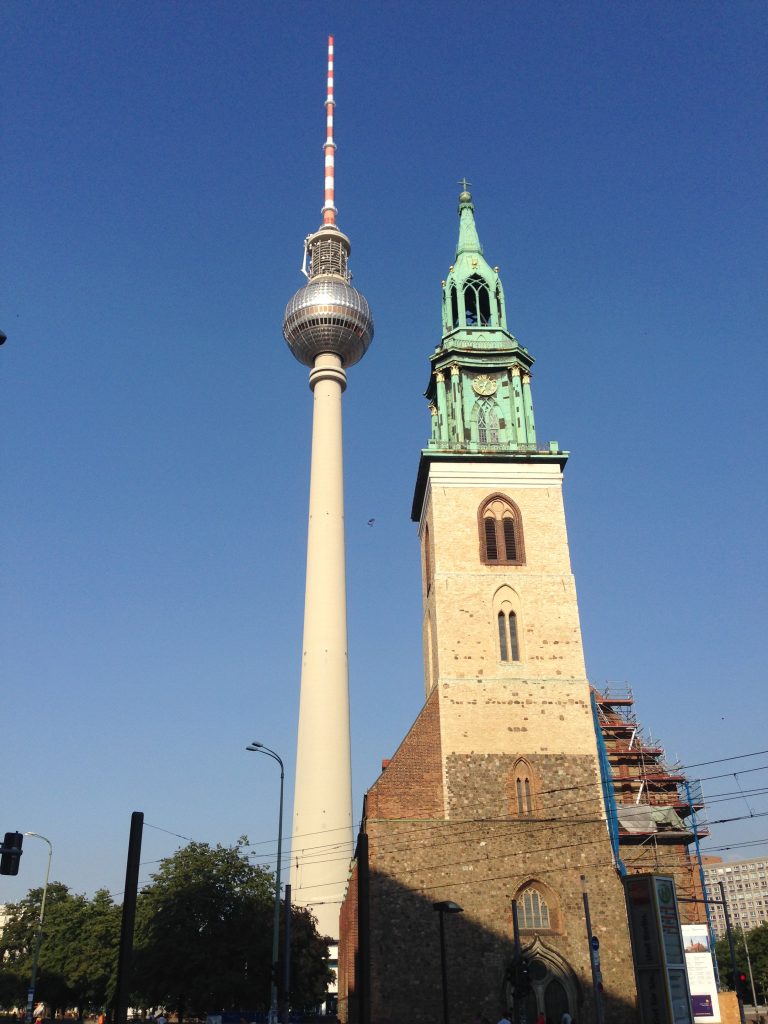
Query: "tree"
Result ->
[[715, 923, 768, 1004], [286, 906, 335, 1010], [0, 841, 333, 1018], [0, 882, 119, 1014], [132, 839, 333, 1017]]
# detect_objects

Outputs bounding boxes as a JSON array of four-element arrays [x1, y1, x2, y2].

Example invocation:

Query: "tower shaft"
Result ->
[[291, 353, 353, 938]]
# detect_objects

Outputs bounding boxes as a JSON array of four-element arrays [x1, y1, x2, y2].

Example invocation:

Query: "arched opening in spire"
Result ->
[[463, 275, 491, 326], [450, 286, 459, 329], [495, 285, 503, 328]]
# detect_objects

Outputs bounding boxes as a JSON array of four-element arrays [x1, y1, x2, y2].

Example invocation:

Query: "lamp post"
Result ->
[[247, 742, 284, 1024], [433, 900, 463, 1024], [24, 832, 53, 1024]]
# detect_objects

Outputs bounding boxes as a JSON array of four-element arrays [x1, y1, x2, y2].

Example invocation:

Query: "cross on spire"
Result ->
[[458, 177, 472, 193]]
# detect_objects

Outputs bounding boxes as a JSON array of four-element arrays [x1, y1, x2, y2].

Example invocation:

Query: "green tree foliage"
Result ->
[[0, 883, 120, 1013], [133, 839, 275, 1014], [0, 840, 332, 1017], [715, 923, 768, 1003], [133, 839, 332, 1016]]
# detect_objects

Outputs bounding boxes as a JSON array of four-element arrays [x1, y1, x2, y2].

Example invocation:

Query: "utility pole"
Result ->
[[581, 876, 605, 1024], [741, 927, 758, 1009], [719, 882, 746, 1024], [511, 900, 521, 1024], [113, 812, 144, 1024], [23, 833, 52, 1024]]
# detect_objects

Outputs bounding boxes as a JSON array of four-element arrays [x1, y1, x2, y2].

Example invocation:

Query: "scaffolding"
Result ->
[[592, 684, 710, 919]]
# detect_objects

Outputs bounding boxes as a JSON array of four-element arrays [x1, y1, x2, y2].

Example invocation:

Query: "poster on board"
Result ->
[[681, 924, 721, 1023]]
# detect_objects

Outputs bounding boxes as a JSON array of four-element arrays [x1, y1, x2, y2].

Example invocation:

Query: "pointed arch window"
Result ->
[[509, 758, 536, 816], [463, 274, 491, 326], [511, 759, 535, 815], [476, 399, 499, 445], [519, 889, 550, 930], [479, 494, 525, 566], [495, 285, 503, 328]]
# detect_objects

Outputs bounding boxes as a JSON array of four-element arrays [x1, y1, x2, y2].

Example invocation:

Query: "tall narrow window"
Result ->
[[502, 517, 517, 561], [515, 777, 524, 813], [424, 525, 432, 593], [485, 518, 499, 560], [464, 284, 477, 325], [451, 286, 459, 328], [478, 284, 491, 325], [498, 612, 508, 661], [498, 611, 520, 662], [479, 495, 525, 566], [515, 774, 532, 814], [508, 611, 520, 660]]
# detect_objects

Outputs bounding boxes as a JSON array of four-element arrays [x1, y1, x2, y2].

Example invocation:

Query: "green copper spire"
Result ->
[[423, 186, 563, 458], [412, 186, 565, 521], [455, 190, 483, 256], [441, 186, 512, 340]]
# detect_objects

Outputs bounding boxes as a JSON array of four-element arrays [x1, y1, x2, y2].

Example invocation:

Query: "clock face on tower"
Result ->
[[472, 374, 497, 396]]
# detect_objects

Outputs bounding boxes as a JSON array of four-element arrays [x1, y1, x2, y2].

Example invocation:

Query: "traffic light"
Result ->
[[0, 832, 23, 875], [733, 971, 749, 1000], [508, 957, 531, 998]]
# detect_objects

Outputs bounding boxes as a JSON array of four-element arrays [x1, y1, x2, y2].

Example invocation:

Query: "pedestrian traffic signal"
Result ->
[[0, 832, 23, 875]]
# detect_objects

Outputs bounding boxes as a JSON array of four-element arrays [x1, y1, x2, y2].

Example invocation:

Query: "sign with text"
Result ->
[[681, 924, 721, 1023]]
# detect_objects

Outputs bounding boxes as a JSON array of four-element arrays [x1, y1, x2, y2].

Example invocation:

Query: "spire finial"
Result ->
[[456, 182, 482, 256], [322, 35, 337, 225]]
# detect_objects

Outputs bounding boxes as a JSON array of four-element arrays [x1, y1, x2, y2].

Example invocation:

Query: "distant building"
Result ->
[[702, 855, 768, 936]]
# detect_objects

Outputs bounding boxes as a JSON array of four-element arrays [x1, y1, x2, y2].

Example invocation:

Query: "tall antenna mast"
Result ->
[[322, 35, 337, 225], [282, 36, 373, 945]]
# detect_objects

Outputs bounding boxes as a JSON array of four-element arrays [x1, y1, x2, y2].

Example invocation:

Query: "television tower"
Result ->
[[282, 36, 374, 940]]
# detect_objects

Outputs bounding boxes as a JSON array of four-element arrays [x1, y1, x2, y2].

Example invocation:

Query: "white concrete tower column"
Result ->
[[291, 353, 352, 936], [281, 37, 374, 941]]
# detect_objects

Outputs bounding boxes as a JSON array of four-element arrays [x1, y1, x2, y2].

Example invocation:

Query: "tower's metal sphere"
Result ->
[[283, 278, 374, 368]]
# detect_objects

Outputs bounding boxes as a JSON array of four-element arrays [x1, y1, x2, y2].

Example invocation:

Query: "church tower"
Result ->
[[338, 190, 638, 1024], [283, 38, 374, 941], [414, 185, 572, 702]]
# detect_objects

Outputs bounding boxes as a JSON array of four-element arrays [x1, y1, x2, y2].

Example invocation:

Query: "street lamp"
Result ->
[[24, 833, 53, 1024], [433, 900, 463, 1024], [247, 742, 284, 1024]]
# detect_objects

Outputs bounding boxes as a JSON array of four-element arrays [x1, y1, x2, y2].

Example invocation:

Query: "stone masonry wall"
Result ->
[[366, 813, 638, 1024]]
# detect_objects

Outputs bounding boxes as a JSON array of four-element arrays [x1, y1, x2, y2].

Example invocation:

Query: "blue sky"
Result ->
[[2, 1, 767, 905]]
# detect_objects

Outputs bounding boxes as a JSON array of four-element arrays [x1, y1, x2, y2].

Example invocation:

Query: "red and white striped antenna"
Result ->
[[322, 35, 337, 225]]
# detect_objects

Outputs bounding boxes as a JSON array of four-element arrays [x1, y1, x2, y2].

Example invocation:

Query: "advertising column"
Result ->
[[624, 874, 695, 1024]]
